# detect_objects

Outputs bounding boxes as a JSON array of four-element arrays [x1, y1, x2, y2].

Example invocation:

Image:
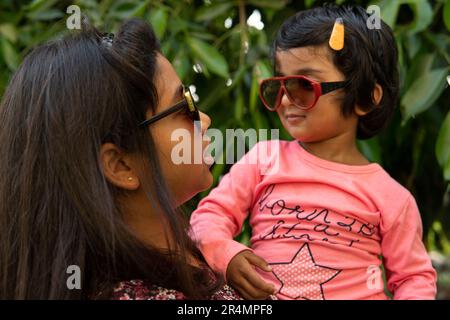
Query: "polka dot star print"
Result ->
[[270, 243, 342, 300]]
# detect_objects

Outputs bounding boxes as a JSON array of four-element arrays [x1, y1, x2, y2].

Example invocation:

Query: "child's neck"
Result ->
[[299, 132, 370, 166]]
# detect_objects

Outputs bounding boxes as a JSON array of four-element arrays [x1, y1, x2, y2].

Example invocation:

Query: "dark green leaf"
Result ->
[[195, 2, 233, 22], [394, 0, 433, 35], [401, 68, 448, 122], [405, 0, 433, 34], [26, 9, 64, 21], [436, 111, 450, 174], [235, 88, 244, 121], [357, 138, 382, 164], [0, 24, 18, 43], [247, 0, 288, 10], [376, 0, 400, 29], [403, 52, 435, 91], [110, 0, 150, 19], [444, 0, 450, 32], [187, 37, 229, 78], [0, 37, 19, 71], [172, 51, 190, 81], [148, 7, 168, 39]]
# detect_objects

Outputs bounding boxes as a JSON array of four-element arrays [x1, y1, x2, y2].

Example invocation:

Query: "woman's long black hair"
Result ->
[[0, 18, 222, 299]]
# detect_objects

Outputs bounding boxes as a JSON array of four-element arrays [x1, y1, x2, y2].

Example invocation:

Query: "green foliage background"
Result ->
[[0, 0, 449, 294]]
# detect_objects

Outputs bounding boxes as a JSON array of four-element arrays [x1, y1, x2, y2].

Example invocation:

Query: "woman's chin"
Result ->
[[179, 173, 213, 205], [200, 168, 214, 190], [192, 167, 214, 194]]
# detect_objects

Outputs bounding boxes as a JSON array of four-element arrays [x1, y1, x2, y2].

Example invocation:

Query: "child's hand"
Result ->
[[226, 250, 277, 300]]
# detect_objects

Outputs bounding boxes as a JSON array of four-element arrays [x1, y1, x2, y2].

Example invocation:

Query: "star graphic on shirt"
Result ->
[[270, 243, 341, 300]]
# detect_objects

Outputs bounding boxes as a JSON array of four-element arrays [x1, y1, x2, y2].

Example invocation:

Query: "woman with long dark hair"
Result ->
[[0, 18, 240, 300]]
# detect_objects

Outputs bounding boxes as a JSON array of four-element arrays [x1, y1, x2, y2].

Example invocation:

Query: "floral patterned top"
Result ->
[[111, 279, 243, 300], [108, 264, 242, 300]]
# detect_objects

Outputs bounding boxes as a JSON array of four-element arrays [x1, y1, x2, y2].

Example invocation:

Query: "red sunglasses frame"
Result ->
[[259, 75, 346, 111]]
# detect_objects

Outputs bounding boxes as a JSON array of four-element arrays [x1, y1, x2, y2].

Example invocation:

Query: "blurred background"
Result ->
[[0, 0, 449, 298]]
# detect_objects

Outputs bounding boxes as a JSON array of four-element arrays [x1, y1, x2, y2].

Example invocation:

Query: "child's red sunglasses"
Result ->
[[259, 75, 346, 111]]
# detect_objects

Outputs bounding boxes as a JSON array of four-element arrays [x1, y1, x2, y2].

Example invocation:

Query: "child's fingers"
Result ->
[[227, 251, 277, 299], [234, 278, 272, 300], [246, 253, 272, 273], [243, 267, 276, 295]]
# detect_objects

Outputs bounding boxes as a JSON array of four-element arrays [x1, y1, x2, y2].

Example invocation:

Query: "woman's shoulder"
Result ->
[[110, 279, 243, 300]]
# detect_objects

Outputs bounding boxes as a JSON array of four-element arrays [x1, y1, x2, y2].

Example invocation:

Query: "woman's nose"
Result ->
[[199, 111, 211, 135]]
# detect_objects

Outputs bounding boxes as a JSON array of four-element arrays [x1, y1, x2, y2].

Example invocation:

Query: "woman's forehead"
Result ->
[[156, 54, 181, 85], [155, 54, 183, 107]]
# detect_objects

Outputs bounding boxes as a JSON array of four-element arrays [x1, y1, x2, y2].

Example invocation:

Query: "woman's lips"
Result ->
[[203, 152, 215, 166], [202, 141, 215, 166]]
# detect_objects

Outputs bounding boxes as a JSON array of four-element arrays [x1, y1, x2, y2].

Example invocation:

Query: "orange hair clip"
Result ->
[[329, 18, 344, 51]]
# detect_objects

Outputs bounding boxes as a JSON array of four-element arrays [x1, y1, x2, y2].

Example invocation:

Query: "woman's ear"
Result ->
[[354, 83, 384, 116], [100, 143, 140, 190]]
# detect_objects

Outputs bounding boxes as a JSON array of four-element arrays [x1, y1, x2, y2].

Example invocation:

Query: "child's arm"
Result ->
[[380, 194, 437, 299], [190, 141, 276, 298]]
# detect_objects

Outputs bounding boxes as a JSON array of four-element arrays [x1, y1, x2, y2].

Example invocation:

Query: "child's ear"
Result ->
[[372, 83, 383, 106], [354, 83, 383, 116], [354, 105, 369, 116]]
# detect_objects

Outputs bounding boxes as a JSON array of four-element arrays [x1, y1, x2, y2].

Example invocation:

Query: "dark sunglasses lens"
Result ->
[[261, 80, 281, 110], [285, 77, 316, 109]]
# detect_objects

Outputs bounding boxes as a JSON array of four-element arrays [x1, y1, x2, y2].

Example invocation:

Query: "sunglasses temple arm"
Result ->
[[139, 101, 185, 127], [321, 81, 347, 94]]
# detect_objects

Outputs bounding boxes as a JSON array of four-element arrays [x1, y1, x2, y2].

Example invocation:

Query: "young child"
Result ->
[[190, 4, 437, 300]]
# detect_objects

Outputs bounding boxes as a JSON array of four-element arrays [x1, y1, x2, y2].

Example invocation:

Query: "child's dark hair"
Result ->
[[273, 3, 399, 139]]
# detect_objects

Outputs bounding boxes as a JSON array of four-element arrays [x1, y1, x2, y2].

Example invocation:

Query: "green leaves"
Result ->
[[172, 50, 190, 81], [24, 0, 63, 21], [444, 0, 450, 32], [0, 24, 18, 43], [402, 0, 433, 34], [194, 2, 233, 22], [377, 0, 433, 34], [247, 0, 288, 10], [436, 111, 450, 181], [110, 0, 150, 19], [377, 0, 400, 28], [357, 138, 382, 164], [187, 37, 229, 78], [401, 68, 448, 123], [0, 37, 19, 71], [148, 7, 168, 39]]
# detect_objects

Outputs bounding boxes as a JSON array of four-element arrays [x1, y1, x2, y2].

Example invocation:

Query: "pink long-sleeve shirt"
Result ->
[[190, 140, 437, 300]]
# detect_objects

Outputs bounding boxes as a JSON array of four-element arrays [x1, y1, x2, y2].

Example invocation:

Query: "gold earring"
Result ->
[[127, 177, 133, 181]]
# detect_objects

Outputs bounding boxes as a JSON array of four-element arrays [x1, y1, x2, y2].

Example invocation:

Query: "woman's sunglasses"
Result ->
[[139, 85, 200, 127], [259, 75, 346, 111]]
